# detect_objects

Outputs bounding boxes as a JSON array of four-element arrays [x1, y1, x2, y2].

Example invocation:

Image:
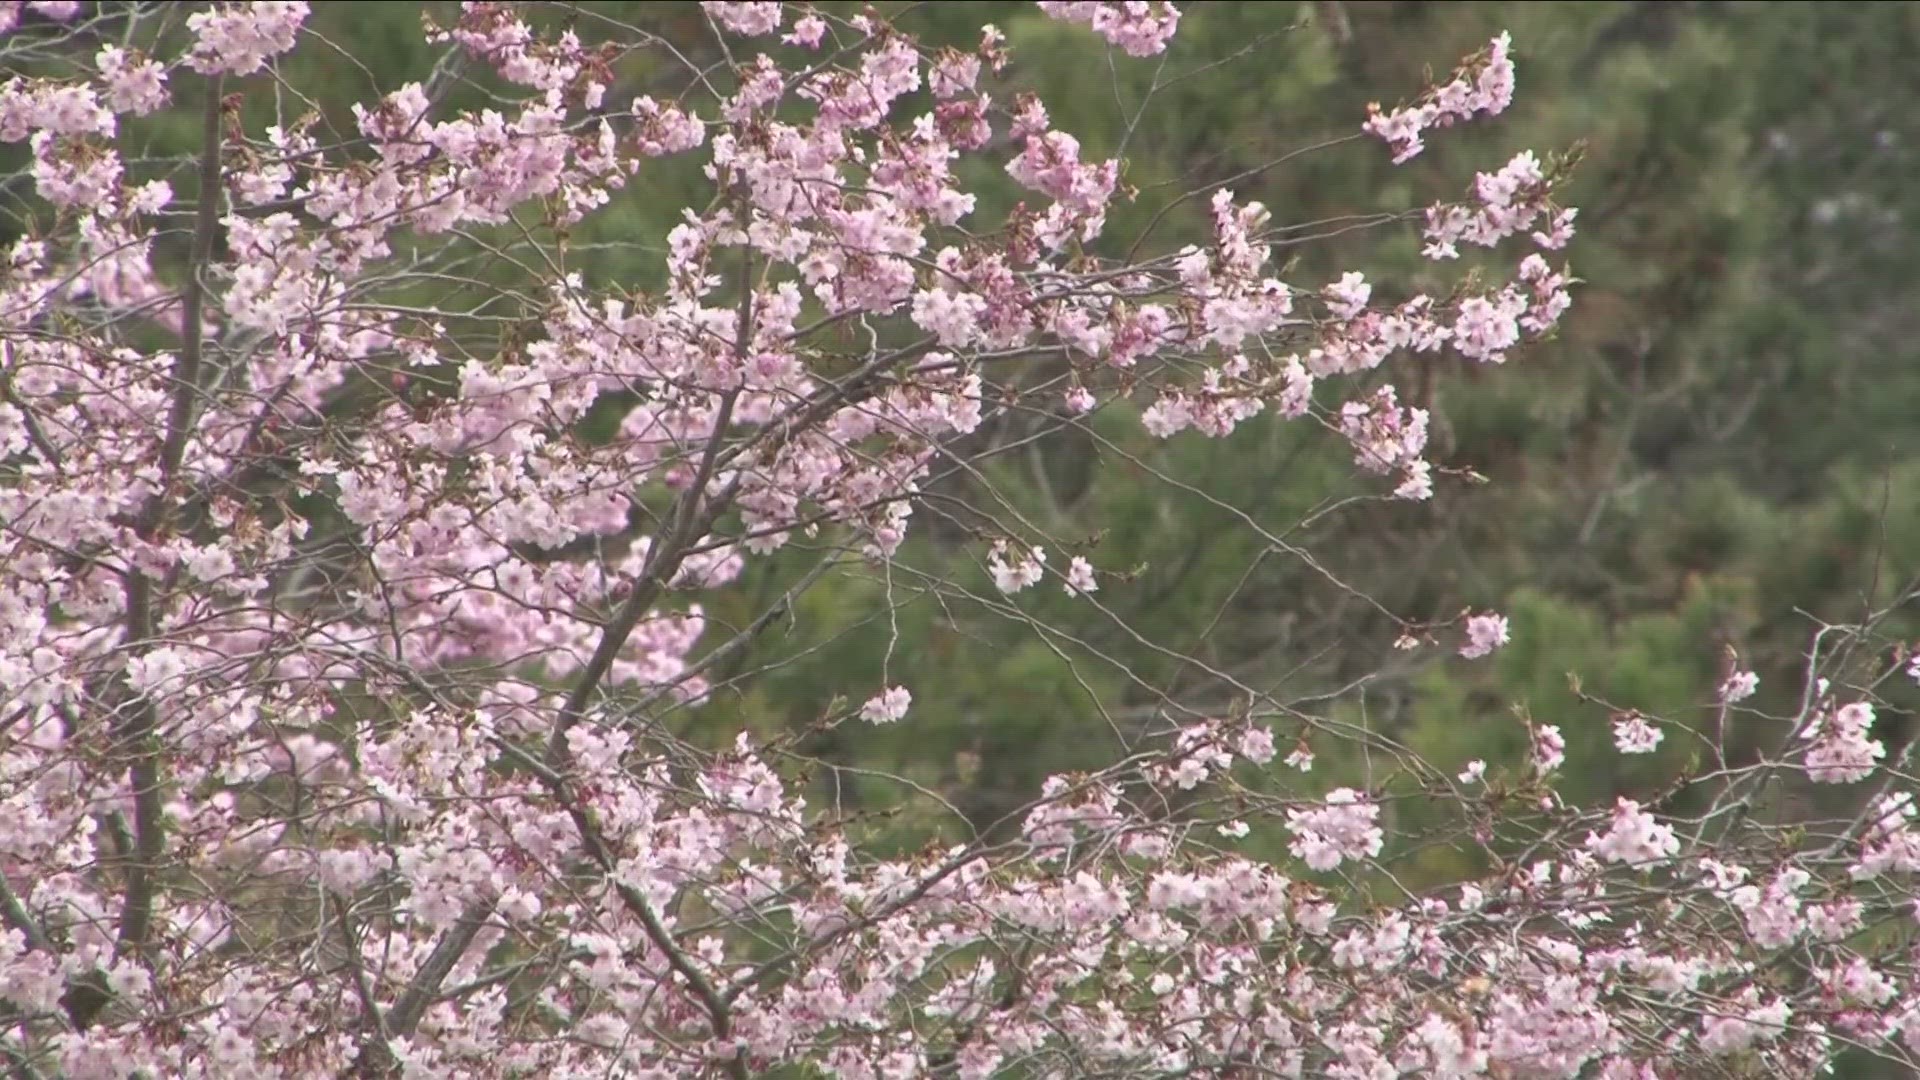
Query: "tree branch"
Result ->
[[114, 71, 227, 962], [528, 239, 761, 1080]]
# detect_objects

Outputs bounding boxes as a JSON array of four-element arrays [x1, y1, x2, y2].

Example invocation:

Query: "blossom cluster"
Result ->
[[1364, 31, 1516, 164], [1037, 1, 1182, 57]]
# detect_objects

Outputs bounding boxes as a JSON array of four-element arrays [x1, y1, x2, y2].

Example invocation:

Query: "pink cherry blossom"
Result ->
[[703, 1, 783, 36], [1587, 799, 1679, 865], [1613, 712, 1664, 754], [1460, 611, 1511, 658], [1721, 668, 1760, 701], [1040, 1, 1182, 58], [861, 686, 913, 724], [95, 46, 168, 115], [1803, 700, 1885, 783], [1064, 556, 1099, 596], [1287, 788, 1384, 871], [784, 15, 827, 49], [1532, 723, 1568, 774], [989, 540, 1047, 593], [185, 1, 309, 76], [1365, 33, 1514, 163]]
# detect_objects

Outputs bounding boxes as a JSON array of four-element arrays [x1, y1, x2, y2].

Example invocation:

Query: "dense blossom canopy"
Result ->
[[0, 2, 1913, 1078]]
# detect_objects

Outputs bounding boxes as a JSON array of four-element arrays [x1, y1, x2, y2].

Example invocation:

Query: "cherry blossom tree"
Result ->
[[0, 2, 1914, 1078]]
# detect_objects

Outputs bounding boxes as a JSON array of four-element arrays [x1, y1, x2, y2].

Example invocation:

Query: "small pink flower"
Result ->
[[1287, 789, 1382, 871], [988, 540, 1046, 594], [783, 14, 826, 48], [1586, 798, 1678, 865], [702, 1, 782, 37], [1612, 714, 1663, 754], [1721, 669, 1759, 703], [1063, 556, 1098, 597], [860, 686, 912, 724], [1459, 612, 1510, 658]]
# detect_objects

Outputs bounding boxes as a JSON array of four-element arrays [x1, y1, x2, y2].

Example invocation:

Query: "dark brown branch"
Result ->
[[114, 72, 227, 962], [386, 902, 496, 1038], [529, 242, 761, 1080], [157, 74, 228, 490], [347, 899, 496, 1078]]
